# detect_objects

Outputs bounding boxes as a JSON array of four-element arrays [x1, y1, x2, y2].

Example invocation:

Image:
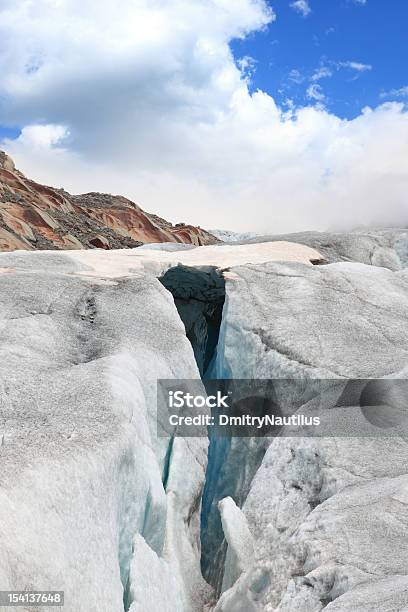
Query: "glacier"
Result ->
[[0, 251, 211, 612], [1, 233, 408, 611], [211, 258, 408, 611]]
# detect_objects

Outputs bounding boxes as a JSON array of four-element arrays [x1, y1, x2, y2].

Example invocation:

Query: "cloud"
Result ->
[[311, 67, 333, 81], [306, 59, 372, 84], [12, 124, 70, 149], [306, 83, 326, 103], [0, 0, 408, 234], [290, 1, 311, 17], [237, 55, 257, 80], [289, 59, 368, 93], [380, 86, 408, 99], [288, 69, 305, 84], [353, 0, 367, 4], [339, 61, 372, 72]]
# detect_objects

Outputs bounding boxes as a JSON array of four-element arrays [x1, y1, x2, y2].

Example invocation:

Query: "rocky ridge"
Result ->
[[0, 151, 218, 252]]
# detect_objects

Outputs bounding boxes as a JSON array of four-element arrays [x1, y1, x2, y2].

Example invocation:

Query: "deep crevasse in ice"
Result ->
[[200, 279, 269, 595]]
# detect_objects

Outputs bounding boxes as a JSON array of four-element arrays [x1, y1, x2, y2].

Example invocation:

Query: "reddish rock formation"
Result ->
[[0, 151, 218, 252]]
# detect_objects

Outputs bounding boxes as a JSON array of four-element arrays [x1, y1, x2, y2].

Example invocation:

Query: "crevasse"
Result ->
[[160, 265, 266, 602]]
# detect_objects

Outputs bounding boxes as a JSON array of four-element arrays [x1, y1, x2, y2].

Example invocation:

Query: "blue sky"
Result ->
[[232, 0, 408, 119], [0, 126, 20, 140]]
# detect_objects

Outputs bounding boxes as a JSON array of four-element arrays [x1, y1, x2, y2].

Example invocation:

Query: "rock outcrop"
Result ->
[[0, 151, 218, 252]]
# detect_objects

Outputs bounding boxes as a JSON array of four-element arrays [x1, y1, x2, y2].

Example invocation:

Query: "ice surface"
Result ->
[[137, 242, 198, 252], [208, 229, 261, 243], [67, 240, 324, 278], [243, 228, 408, 270], [0, 259, 210, 612], [218, 260, 408, 379], [1, 243, 323, 612], [211, 260, 408, 611], [2, 244, 408, 612], [218, 497, 254, 591], [127, 534, 184, 611]]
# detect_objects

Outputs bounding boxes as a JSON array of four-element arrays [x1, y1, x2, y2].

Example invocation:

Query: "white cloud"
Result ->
[[353, 0, 367, 4], [311, 67, 333, 81], [290, 0, 311, 17], [339, 61, 372, 72], [288, 69, 305, 84], [0, 0, 408, 234], [381, 86, 408, 99], [12, 124, 70, 149], [237, 55, 257, 80], [306, 83, 326, 102], [294, 59, 368, 91]]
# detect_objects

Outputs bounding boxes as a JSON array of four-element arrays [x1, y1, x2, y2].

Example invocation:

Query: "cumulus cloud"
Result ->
[[290, 1, 311, 17], [0, 0, 408, 233]]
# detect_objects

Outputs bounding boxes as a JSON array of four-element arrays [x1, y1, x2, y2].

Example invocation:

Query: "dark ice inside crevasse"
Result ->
[[159, 264, 226, 378]]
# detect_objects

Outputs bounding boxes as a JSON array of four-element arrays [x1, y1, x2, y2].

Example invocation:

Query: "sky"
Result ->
[[232, 0, 408, 120], [0, 0, 407, 233]]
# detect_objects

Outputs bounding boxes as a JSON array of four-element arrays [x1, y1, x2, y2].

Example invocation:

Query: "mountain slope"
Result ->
[[0, 151, 218, 251]]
